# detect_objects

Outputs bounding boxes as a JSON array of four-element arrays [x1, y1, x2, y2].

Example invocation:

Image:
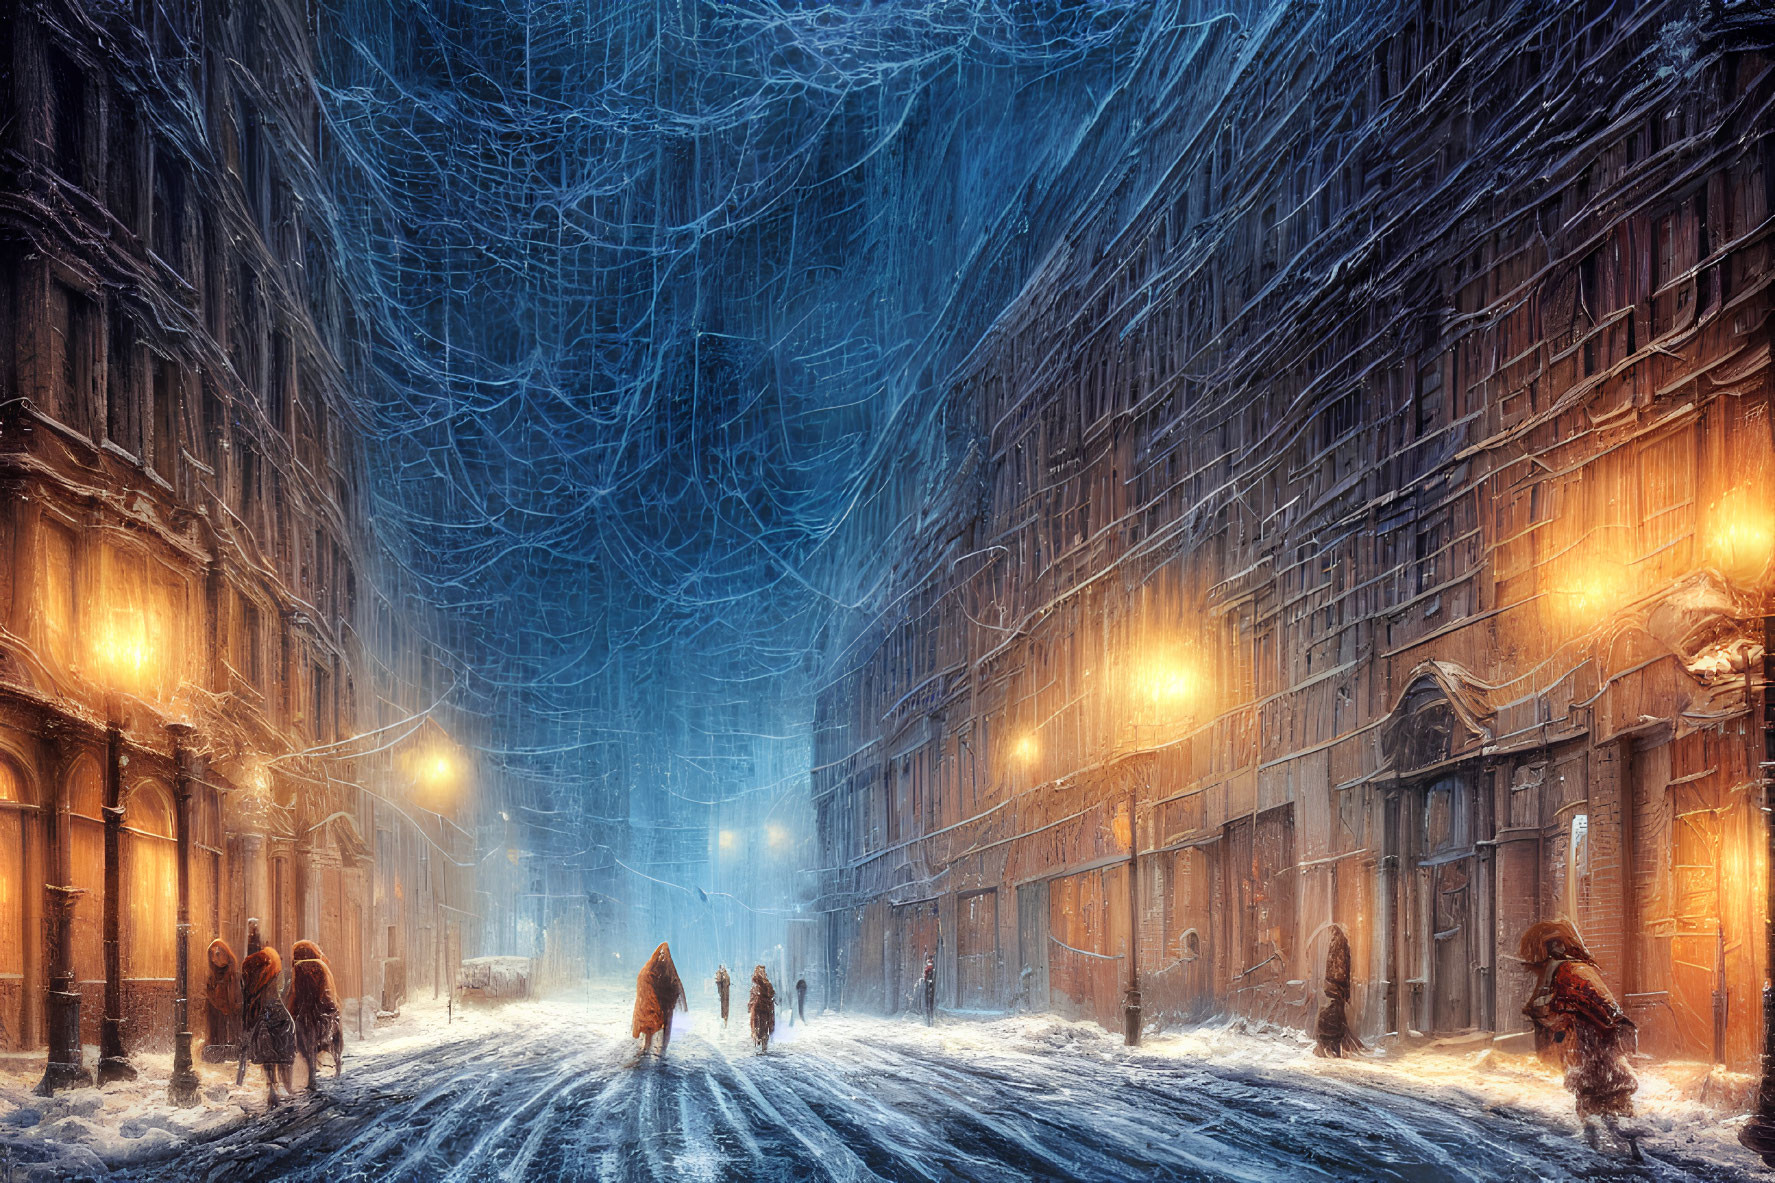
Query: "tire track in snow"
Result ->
[[108, 1000, 1766, 1182]]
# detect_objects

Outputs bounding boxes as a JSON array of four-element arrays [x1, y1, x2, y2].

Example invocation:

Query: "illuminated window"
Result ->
[[0, 757, 29, 979], [1566, 814, 1591, 923], [39, 520, 77, 671], [233, 592, 263, 688], [125, 781, 177, 979], [67, 756, 105, 986]]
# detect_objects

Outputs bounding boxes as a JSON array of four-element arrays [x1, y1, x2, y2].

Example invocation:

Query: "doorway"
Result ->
[[1402, 774, 1478, 1035]]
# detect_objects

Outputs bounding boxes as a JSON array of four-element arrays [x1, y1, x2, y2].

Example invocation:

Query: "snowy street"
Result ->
[[0, 990, 1741, 1182]]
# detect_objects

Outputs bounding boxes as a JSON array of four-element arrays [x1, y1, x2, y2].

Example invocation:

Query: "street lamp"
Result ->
[[166, 724, 200, 1107], [1120, 648, 1200, 1048], [1702, 482, 1775, 1164], [91, 620, 155, 1086]]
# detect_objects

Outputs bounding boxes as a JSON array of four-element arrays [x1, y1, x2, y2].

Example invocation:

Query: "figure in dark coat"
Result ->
[[715, 965, 732, 1026], [749, 966, 776, 1054], [1313, 925, 1365, 1058], [237, 945, 296, 1102], [632, 943, 687, 1057], [1520, 919, 1640, 1156], [204, 938, 242, 1057], [286, 939, 344, 1087], [921, 955, 936, 1026], [795, 978, 807, 1024]]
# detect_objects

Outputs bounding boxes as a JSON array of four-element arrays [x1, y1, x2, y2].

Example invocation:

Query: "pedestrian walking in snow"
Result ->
[[715, 964, 731, 1027], [795, 977, 807, 1023], [204, 938, 242, 1060], [286, 939, 344, 1088], [237, 943, 296, 1104], [921, 955, 936, 1026], [749, 965, 776, 1054], [1519, 919, 1640, 1159], [632, 943, 687, 1058], [1313, 925, 1364, 1058]]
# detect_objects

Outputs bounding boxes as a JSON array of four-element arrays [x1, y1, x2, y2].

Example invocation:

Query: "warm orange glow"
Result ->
[[1012, 733, 1039, 762], [1547, 554, 1631, 621], [1705, 486, 1775, 583], [402, 732, 468, 810], [1134, 659, 1194, 706], [90, 617, 155, 691]]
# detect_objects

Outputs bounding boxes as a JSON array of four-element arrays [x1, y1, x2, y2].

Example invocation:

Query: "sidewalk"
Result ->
[[0, 996, 470, 1180]]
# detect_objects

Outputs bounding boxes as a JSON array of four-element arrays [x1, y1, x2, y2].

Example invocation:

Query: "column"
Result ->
[[35, 719, 90, 1095]]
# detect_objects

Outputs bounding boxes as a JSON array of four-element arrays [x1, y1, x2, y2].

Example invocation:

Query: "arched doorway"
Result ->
[[0, 754, 33, 1049]]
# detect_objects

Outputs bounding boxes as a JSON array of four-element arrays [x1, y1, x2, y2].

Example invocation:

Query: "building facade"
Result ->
[[0, 0, 473, 1069], [813, 0, 1775, 1067]]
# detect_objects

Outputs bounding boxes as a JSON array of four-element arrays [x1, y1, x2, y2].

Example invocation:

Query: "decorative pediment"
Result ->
[[1382, 660, 1496, 776]]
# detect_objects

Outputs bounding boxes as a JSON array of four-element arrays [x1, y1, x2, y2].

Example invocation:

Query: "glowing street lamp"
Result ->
[[717, 829, 738, 851], [766, 824, 788, 850], [1706, 486, 1775, 584], [1011, 733, 1038, 762], [406, 737, 466, 813], [89, 617, 156, 1086]]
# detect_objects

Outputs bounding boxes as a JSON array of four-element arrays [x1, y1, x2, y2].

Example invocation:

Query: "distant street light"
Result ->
[[1012, 734, 1038, 762]]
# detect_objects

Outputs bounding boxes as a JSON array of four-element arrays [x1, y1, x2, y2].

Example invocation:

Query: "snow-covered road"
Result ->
[[81, 991, 1760, 1182]]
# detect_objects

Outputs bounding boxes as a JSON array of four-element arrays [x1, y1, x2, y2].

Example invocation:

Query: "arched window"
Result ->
[[0, 755, 32, 989], [66, 755, 105, 986], [125, 780, 177, 980]]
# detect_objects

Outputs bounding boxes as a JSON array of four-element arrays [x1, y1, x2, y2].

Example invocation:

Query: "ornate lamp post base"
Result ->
[[35, 991, 91, 1096], [167, 1031, 201, 1107], [37, 1059, 94, 1096], [97, 1017, 136, 1084], [1738, 1123, 1775, 1167]]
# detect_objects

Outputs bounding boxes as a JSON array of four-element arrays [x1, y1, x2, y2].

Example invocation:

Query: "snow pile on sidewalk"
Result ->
[[1143, 1017, 1757, 1172], [0, 996, 477, 1180], [0, 1050, 242, 1181], [903, 1008, 1761, 1179]]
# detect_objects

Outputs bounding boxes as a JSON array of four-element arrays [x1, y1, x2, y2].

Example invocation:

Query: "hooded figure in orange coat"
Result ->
[[285, 939, 344, 1087], [237, 945, 296, 1102], [632, 943, 687, 1057], [204, 938, 242, 1055], [1520, 919, 1640, 1156]]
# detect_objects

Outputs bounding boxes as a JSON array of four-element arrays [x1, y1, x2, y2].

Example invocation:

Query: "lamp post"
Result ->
[[96, 692, 135, 1085], [1739, 614, 1775, 1165], [166, 723, 200, 1107], [1123, 779, 1142, 1047]]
